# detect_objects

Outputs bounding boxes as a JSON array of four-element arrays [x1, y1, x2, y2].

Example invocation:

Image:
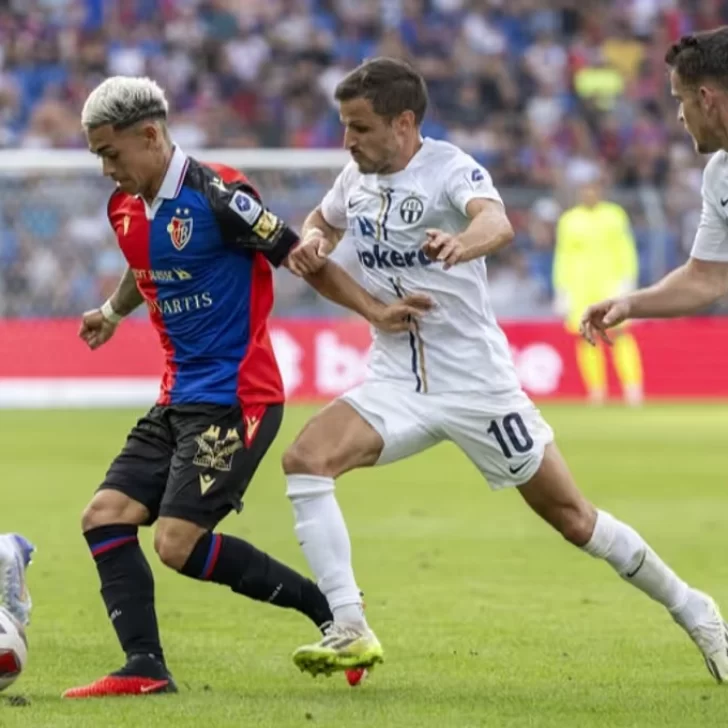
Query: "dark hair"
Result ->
[[334, 57, 428, 125], [665, 27, 728, 87]]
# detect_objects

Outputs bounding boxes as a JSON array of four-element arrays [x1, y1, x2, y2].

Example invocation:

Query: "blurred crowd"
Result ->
[[0, 0, 723, 317]]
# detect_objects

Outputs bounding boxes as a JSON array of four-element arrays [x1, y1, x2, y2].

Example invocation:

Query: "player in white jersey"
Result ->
[[582, 28, 728, 342], [284, 57, 728, 682], [321, 135, 521, 399]]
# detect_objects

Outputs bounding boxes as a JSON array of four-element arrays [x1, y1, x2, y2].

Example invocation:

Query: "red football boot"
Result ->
[[62, 654, 177, 699]]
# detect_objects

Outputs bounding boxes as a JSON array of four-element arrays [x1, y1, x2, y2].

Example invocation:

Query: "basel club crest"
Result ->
[[167, 208, 193, 251]]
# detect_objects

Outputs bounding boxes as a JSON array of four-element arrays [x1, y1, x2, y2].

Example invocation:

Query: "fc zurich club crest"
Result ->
[[400, 196, 424, 224], [167, 208, 193, 251]]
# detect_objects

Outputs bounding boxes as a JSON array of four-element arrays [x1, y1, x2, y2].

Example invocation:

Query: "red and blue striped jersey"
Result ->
[[107, 147, 299, 407]]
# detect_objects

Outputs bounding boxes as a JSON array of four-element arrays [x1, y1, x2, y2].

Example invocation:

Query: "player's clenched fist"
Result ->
[[421, 228, 464, 270], [579, 297, 631, 346], [287, 228, 337, 277], [370, 293, 433, 333], [79, 308, 118, 350]]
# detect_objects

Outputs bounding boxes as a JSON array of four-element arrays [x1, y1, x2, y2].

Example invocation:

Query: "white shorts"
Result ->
[[340, 381, 554, 489]]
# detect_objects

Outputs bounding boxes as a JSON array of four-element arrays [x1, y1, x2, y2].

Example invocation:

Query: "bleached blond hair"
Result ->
[[81, 76, 169, 130]]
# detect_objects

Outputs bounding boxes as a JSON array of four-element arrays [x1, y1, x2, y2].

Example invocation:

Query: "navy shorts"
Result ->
[[99, 403, 282, 530]]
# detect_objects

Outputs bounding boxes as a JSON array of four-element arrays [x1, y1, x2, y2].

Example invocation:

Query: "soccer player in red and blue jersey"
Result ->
[[64, 76, 428, 698]]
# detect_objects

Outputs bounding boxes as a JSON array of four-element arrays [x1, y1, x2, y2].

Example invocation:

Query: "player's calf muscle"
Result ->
[[81, 490, 149, 532], [518, 445, 597, 546], [547, 502, 596, 547]]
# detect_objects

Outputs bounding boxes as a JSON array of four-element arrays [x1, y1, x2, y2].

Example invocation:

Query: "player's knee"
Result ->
[[153, 530, 190, 571], [154, 520, 203, 571], [282, 439, 333, 477], [558, 503, 597, 547], [81, 490, 147, 532]]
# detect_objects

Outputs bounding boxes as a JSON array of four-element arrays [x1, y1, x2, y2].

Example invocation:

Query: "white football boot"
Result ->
[[0, 534, 34, 626], [672, 589, 728, 683]]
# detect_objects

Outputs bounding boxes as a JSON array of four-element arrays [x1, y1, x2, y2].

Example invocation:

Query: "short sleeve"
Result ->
[[691, 185, 728, 262], [207, 176, 299, 268], [320, 164, 353, 229], [444, 153, 502, 216]]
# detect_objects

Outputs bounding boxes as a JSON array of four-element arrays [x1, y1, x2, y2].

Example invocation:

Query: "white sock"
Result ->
[[286, 474, 367, 628], [582, 510, 689, 613]]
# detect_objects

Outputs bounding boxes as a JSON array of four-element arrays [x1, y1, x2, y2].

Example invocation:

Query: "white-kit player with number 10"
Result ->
[[283, 57, 728, 683]]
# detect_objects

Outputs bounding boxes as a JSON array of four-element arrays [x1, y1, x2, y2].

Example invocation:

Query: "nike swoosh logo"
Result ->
[[140, 680, 169, 694], [624, 548, 647, 578], [508, 463, 528, 475], [721, 197, 728, 207]]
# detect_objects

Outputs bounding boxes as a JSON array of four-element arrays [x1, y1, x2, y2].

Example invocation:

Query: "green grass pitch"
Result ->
[[2, 403, 728, 727]]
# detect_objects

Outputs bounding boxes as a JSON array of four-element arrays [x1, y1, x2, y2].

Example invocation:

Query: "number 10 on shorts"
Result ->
[[487, 413, 534, 459]]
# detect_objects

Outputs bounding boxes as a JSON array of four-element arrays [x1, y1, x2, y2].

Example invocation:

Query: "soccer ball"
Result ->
[[0, 607, 27, 691]]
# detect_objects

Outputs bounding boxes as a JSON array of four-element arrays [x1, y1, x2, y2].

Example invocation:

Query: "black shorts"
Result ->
[[99, 403, 282, 530]]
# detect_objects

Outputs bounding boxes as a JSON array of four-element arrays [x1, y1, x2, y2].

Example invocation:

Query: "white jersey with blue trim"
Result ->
[[321, 137, 522, 396], [691, 150, 728, 262]]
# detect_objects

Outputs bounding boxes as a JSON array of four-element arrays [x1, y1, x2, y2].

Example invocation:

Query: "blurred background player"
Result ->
[[0, 534, 34, 626], [554, 177, 644, 405]]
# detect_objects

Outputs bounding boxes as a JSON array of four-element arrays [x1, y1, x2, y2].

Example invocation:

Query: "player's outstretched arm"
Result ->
[[287, 207, 344, 277], [301, 207, 344, 247], [300, 259, 432, 333], [580, 257, 728, 345], [422, 199, 514, 269], [79, 267, 143, 350], [456, 198, 515, 261]]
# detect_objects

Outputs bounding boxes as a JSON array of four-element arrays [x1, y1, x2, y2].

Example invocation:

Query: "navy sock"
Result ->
[[85, 524, 165, 664], [181, 532, 332, 629]]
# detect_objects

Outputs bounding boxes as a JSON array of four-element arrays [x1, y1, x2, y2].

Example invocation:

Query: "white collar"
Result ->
[[141, 145, 189, 219], [155, 145, 188, 201]]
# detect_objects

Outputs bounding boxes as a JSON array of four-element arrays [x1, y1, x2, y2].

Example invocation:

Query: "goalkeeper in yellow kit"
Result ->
[[553, 180, 643, 405]]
